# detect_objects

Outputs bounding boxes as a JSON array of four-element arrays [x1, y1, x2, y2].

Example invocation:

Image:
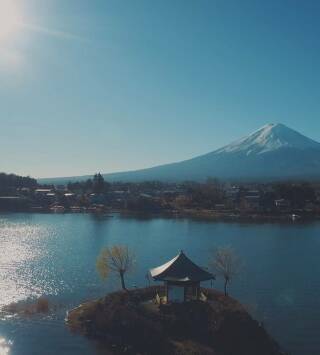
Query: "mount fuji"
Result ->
[[40, 123, 320, 184]]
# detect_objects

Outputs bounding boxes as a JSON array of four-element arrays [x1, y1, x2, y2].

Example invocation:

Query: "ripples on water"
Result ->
[[0, 219, 49, 355], [1, 213, 320, 354], [0, 218, 54, 308]]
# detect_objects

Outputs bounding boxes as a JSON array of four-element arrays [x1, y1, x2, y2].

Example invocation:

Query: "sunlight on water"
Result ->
[[0, 337, 11, 355], [0, 218, 53, 308], [0, 213, 320, 354]]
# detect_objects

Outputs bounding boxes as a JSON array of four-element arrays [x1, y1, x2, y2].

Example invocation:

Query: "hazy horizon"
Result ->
[[2, 0, 320, 178], [35, 122, 293, 179]]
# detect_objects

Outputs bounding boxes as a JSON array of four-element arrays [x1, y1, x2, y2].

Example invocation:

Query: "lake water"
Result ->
[[0, 213, 320, 355]]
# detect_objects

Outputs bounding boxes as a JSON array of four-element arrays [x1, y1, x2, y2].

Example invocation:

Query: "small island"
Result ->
[[67, 251, 287, 355]]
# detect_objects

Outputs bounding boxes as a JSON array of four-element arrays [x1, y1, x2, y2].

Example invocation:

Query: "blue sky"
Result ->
[[1, 0, 320, 178]]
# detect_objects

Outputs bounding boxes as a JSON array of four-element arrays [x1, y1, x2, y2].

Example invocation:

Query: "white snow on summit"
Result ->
[[214, 123, 320, 156]]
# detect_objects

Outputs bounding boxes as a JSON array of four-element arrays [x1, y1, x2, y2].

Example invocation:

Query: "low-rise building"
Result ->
[[275, 199, 290, 210]]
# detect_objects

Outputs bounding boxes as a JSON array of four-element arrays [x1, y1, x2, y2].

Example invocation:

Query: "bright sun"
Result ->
[[0, 0, 22, 42]]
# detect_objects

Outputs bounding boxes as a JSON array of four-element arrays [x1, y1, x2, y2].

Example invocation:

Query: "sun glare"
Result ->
[[0, 0, 22, 42], [0, 337, 10, 355]]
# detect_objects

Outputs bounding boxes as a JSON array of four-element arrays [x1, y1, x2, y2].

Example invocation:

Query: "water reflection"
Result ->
[[0, 337, 11, 355], [0, 219, 53, 307], [0, 213, 320, 354]]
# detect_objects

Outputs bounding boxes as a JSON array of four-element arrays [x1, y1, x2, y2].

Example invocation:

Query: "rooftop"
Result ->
[[150, 251, 214, 283]]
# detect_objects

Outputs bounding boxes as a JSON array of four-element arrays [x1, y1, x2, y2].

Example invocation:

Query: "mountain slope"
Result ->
[[39, 123, 320, 184], [103, 123, 320, 182]]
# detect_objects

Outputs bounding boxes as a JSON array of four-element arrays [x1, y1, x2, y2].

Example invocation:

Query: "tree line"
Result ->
[[0, 172, 37, 196]]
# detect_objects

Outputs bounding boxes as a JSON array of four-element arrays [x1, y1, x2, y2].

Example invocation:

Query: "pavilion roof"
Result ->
[[150, 251, 214, 283]]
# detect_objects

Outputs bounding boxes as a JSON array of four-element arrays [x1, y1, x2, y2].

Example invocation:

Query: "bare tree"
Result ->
[[210, 246, 241, 296], [96, 245, 135, 290]]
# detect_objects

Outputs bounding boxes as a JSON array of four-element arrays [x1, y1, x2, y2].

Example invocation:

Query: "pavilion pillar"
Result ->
[[165, 281, 168, 302]]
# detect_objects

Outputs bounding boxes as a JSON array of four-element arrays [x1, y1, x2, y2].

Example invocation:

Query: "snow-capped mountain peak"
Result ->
[[39, 123, 320, 184], [215, 123, 320, 156]]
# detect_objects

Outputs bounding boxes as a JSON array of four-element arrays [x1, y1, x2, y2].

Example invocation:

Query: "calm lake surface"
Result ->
[[1, 213, 320, 355]]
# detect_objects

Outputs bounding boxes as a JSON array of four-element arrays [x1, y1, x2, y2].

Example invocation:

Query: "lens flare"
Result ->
[[0, 0, 22, 42]]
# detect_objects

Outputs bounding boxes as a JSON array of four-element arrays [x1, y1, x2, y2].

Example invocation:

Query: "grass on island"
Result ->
[[67, 286, 285, 355]]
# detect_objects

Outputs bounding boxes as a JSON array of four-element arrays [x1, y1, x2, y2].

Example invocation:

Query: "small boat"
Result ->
[[70, 206, 82, 213], [50, 205, 66, 213], [291, 214, 301, 221]]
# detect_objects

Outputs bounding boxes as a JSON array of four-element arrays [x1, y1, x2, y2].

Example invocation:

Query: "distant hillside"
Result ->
[[38, 123, 320, 184]]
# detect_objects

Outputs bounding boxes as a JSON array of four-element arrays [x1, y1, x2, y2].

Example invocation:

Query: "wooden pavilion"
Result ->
[[150, 251, 215, 303]]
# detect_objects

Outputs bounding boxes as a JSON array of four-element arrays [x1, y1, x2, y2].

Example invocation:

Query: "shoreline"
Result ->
[[3, 208, 320, 224]]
